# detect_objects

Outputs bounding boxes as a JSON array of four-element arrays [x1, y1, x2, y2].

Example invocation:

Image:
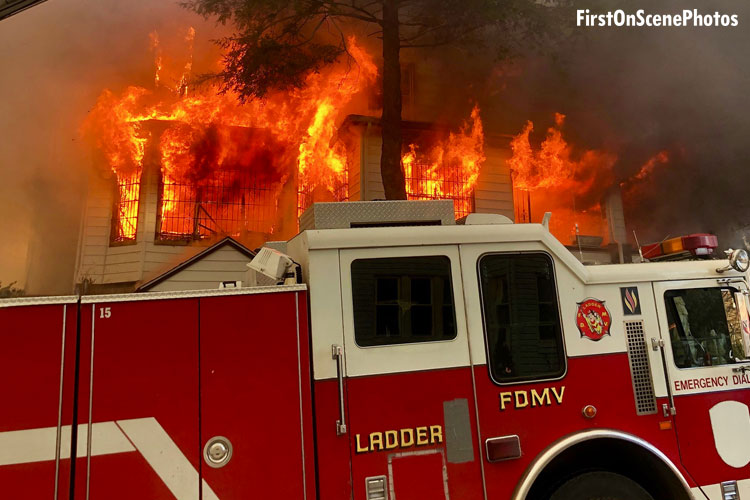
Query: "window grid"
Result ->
[[110, 169, 142, 244], [296, 170, 349, 219], [157, 168, 279, 241], [404, 157, 475, 219]]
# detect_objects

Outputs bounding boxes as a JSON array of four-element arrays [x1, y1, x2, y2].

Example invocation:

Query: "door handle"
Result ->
[[332, 344, 347, 435]]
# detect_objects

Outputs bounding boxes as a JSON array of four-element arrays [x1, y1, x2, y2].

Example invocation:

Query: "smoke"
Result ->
[[0, 0, 224, 294], [480, 0, 750, 246]]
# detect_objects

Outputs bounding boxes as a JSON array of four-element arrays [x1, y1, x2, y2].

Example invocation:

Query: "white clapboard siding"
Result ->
[[355, 126, 514, 219], [147, 246, 253, 292], [474, 143, 514, 219]]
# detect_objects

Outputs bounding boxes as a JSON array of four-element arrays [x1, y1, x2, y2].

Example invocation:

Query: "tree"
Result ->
[[183, 0, 562, 199]]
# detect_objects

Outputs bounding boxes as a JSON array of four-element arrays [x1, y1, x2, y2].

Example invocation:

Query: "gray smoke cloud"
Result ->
[[479, 0, 750, 247], [0, 0, 223, 294]]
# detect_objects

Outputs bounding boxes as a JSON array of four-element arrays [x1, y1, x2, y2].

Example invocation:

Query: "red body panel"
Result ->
[[472, 353, 688, 499], [0, 302, 77, 498], [82, 298, 200, 499], [312, 379, 354, 500], [5, 289, 745, 500], [344, 367, 484, 500], [200, 292, 315, 500], [673, 388, 750, 486]]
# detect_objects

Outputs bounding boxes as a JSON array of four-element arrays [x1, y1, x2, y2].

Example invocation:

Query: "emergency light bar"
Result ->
[[642, 233, 718, 261]]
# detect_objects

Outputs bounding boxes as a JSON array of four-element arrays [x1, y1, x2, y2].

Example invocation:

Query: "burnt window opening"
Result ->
[[404, 155, 476, 219], [352, 256, 457, 347], [479, 253, 565, 384], [154, 124, 286, 242], [156, 167, 279, 242], [296, 171, 349, 218], [110, 169, 142, 245]]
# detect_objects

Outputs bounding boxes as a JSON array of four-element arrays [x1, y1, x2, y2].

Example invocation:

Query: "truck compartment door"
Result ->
[[338, 246, 484, 500], [78, 296, 200, 500], [0, 299, 78, 499], [198, 289, 315, 500]]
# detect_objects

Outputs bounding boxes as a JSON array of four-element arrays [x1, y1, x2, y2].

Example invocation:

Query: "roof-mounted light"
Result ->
[[642, 233, 718, 261], [717, 249, 750, 274]]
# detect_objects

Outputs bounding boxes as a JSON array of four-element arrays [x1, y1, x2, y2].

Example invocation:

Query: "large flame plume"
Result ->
[[83, 32, 378, 242], [82, 29, 484, 244], [402, 105, 485, 217], [508, 113, 668, 245]]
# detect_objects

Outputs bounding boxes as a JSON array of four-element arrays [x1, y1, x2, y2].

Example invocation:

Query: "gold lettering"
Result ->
[[369, 432, 383, 451], [429, 425, 443, 444], [385, 430, 399, 449], [400, 428, 414, 447], [499, 392, 513, 411], [356, 434, 369, 453], [551, 386, 565, 404], [514, 391, 529, 409], [416, 426, 428, 445], [530, 388, 550, 407]]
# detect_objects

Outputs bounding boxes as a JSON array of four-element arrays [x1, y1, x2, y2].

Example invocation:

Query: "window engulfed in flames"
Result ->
[[111, 169, 142, 243], [402, 106, 484, 219], [156, 124, 286, 240], [158, 168, 280, 240], [83, 31, 486, 246]]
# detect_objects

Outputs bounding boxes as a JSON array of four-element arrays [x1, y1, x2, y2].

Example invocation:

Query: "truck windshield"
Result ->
[[664, 287, 748, 368]]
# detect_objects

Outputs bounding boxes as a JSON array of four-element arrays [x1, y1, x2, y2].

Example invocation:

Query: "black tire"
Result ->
[[549, 471, 654, 500]]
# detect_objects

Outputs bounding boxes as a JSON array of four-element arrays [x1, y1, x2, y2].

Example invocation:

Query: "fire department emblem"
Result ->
[[576, 299, 611, 341]]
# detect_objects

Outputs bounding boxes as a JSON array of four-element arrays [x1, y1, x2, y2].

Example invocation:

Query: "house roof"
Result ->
[[136, 236, 256, 292]]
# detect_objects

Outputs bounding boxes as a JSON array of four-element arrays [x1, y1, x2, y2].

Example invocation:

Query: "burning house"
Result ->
[[73, 35, 521, 293], [73, 32, 637, 294]]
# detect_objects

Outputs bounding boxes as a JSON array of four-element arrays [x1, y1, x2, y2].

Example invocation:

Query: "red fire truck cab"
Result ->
[[3, 200, 750, 500]]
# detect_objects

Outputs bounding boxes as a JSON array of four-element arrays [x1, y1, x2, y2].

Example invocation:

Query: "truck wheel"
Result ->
[[549, 471, 654, 500]]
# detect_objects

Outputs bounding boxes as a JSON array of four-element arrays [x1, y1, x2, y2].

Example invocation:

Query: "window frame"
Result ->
[[350, 254, 460, 349], [663, 285, 745, 370], [476, 251, 568, 386]]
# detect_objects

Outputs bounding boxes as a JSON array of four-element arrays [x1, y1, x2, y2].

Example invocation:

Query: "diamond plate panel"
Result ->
[[299, 200, 456, 231]]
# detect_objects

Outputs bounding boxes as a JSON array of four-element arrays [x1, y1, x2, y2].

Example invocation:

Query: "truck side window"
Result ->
[[351, 256, 457, 347], [479, 253, 565, 383], [664, 288, 747, 368]]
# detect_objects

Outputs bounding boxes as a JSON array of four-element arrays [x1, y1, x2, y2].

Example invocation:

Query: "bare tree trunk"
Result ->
[[380, 0, 407, 199]]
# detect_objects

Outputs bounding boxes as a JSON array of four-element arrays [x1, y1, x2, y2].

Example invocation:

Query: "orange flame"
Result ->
[[83, 32, 377, 240], [402, 105, 484, 217], [508, 113, 617, 244]]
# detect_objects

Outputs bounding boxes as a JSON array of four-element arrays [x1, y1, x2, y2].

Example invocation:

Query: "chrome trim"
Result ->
[[365, 475, 388, 500], [53, 305, 67, 500], [455, 250, 488, 499], [295, 293, 308, 500], [485, 434, 522, 462], [624, 320, 657, 415], [80, 284, 307, 304], [203, 436, 233, 468], [332, 344, 347, 434], [511, 428, 693, 500], [86, 306, 95, 500]]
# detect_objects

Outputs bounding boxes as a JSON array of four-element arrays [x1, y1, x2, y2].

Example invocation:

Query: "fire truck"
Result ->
[[3, 200, 750, 500]]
